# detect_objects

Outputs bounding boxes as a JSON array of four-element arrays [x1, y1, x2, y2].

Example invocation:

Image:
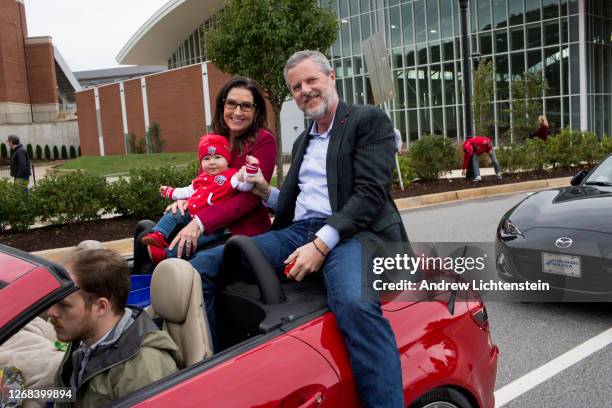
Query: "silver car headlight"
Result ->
[[501, 218, 523, 237]]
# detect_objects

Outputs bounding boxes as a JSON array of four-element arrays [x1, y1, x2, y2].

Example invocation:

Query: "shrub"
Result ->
[[0, 179, 36, 232], [44, 145, 51, 160], [52, 146, 59, 160], [496, 143, 526, 173], [109, 164, 198, 218], [546, 128, 581, 168], [33, 171, 109, 224], [69, 145, 77, 159], [393, 154, 417, 188], [0, 143, 7, 159], [128, 133, 137, 154], [579, 131, 604, 165], [409, 135, 456, 180], [78, 145, 81, 156], [36, 145, 43, 160], [149, 123, 165, 153], [61, 145, 68, 160], [521, 138, 547, 171], [26, 143, 33, 159]]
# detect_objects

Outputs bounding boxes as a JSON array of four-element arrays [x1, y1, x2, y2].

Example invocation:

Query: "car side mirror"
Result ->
[[570, 170, 588, 186]]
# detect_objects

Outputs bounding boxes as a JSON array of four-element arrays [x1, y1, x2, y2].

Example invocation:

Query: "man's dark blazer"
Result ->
[[272, 101, 408, 246]]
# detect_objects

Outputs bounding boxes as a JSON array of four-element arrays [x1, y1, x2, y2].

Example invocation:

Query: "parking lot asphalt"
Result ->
[[401, 192, 612, 408]]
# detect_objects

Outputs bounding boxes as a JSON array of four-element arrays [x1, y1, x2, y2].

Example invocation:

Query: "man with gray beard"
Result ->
[[189, 50, 408, 407]]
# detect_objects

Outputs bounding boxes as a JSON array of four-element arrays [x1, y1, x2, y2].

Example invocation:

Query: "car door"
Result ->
[[130, 334, 340, 407], [0, 245, 75, 343]]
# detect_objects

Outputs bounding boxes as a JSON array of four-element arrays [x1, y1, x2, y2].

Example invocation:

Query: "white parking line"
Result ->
[[494, 327, 612, 407]]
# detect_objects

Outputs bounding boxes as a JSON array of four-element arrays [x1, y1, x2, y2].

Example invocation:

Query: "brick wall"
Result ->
[[99, 84, 125, 155], [24, 40, 58, 105], [0, 0, 30, 104], [76, 62, 280, 156], [75, 89, 99, 156], [124, 78, 146, 149], [145, 65, 205, 153]]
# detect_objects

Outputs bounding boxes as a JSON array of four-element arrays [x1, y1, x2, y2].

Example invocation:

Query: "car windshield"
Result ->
[[584, 157, 612, 188]]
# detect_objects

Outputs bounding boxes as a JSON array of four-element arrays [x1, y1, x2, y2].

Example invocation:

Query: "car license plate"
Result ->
[[542, 252, 581, 278]]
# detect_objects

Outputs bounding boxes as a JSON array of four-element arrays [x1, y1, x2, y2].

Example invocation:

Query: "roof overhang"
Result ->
[[116, 0, 223, 66], [54, 46, 81, 93]]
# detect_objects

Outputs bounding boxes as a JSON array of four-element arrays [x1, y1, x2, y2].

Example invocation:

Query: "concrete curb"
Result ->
[[395, 177, 571, 212], [32, 176, 572, 261]]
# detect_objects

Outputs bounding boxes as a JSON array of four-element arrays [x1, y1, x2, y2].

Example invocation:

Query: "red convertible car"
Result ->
[[0, 240, 498, 408]]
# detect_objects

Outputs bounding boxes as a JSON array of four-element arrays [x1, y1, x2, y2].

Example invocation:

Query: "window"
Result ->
[[527, 49, 542, 73], [543, 0, 560, 20], [480, 32, 493, 55], [443, 39, 454, 61], [511, 26, 524, 51], [511, 52, 525, 81], [407, 68, 418, 108], [352, 16, 361, 54], [430, 43, 441, 63], [431, 65, 442, 106], [527, 23, 542, 48], [544, 47, 562, 95], [478, 0, 492, 31], [509, 0, 524, 26], [544, 20, 560, 46], [440, 0, 454, 39], [525, 0, 541, 23], [414, 0, 426, 43], [426, 0, 440, 41], [493, 0, 507, 28], [496, 29, 508, 52], [402, 2, 414, 45]]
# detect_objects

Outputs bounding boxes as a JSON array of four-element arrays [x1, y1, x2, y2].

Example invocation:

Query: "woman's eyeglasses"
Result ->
[[224, 99, 256, 113]]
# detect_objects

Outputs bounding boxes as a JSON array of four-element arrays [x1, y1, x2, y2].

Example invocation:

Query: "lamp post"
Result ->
[[459, 0, 472, 140]]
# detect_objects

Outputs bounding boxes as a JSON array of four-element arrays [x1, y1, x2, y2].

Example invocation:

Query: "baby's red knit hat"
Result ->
[[198, 134, 231, 163]]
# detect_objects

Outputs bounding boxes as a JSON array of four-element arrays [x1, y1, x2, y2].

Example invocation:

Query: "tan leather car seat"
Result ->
[[149, 258, 213, 366]]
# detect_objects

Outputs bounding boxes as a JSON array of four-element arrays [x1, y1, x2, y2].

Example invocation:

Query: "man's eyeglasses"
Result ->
[[224, 99, 256, 113]]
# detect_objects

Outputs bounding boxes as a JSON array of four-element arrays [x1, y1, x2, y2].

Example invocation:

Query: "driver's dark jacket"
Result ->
[[9, 144, 31, 179], [272, 101, 409, 248], [54, 308, 183, 407]]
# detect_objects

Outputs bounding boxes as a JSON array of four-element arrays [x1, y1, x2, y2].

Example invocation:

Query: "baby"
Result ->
[[142, 134, 258, 263]]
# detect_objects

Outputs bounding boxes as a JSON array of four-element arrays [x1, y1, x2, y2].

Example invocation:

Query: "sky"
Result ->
[[23, 0, 170, 72]]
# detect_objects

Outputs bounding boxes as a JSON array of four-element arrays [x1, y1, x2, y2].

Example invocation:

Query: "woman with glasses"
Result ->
[[133, 77, 276, 272]]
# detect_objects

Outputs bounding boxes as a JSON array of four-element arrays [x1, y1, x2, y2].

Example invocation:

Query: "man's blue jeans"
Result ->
[[153, 211, 223, 259], [189, 218, 404, 408], [472, 149, 501, 178]]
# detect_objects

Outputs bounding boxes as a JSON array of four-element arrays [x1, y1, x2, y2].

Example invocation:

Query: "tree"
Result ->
[[36, 145, 43, 160], [149, 122, 165, 153], [204, 0, 337, 185], [509, 72, 548, 142], [472, 59, 494, 136]]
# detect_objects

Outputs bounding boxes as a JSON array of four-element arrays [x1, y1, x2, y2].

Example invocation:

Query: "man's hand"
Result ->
[[168, 220, 201, 258], [461, 169, 466, 176], [284, 238, 329, 281], [243, 167, 271, 201], [165, 199, 188, 215]]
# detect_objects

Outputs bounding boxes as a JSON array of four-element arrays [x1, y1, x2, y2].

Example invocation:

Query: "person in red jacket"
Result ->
[[132, 77, 277, 270], [462, 136, 501, 181], [529, 115, 549, 142], [142, 134, 259, 264]]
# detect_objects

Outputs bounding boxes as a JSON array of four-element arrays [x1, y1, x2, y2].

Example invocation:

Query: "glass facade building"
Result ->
[[323, 0, 612, 143], [168, 0, 611, 143]]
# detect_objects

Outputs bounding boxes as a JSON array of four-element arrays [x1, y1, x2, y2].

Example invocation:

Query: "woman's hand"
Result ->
[[166, 199, 188, 215], [243, 167, 271, 201], [168, 220, 201, 258]]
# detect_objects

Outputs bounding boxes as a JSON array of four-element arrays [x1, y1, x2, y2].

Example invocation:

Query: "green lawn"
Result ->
[[58, 153, 198, 176]]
